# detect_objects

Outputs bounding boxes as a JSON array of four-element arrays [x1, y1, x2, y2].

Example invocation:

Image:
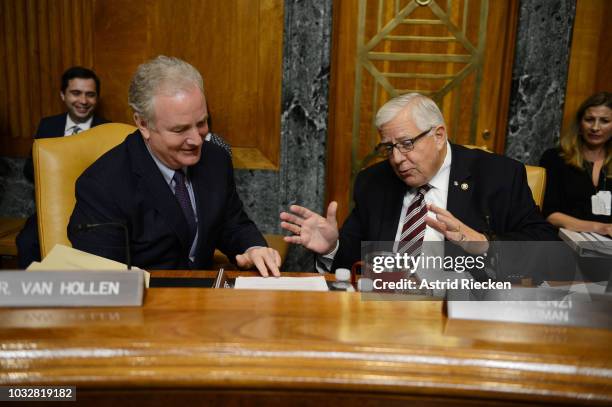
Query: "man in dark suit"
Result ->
[[280, 93, 556, 271], [68, 56, 280, 276], [17, 66, 109, 268]]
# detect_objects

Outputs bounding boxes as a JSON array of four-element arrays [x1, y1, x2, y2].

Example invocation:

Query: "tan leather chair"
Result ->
[[34, 123, 136, 257], [524, 165, 546, 209], [33, 122, 289, 265], [463, 145, 546, 208]]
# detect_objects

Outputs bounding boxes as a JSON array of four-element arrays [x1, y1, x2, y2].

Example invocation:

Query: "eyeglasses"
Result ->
[[374, 127, 434, 157]]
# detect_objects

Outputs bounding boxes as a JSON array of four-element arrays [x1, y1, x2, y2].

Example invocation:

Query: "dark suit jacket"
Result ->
[[332, 143, 558, 270], [24, 113, 110, 182], [68, 130, 266, 270]]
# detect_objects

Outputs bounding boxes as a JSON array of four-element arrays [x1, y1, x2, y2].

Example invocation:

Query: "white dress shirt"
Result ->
[[64, 115, 93, 136], [145, 145, 199, 262], [318, 141, 453, 272], [393, 141, 452, 242]]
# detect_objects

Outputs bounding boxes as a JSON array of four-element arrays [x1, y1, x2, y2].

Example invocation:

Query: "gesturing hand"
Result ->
[[595, 223, 612, 238], [425, 204, 490, 254], [280, 202, 339, 254]]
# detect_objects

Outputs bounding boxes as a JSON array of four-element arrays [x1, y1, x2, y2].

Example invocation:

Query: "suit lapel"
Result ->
[[446, 144, 473, 223], [379, 164, 407, 241], [59, 114, 68, 134], [92, 115, 107, 126], [46, 113, 67, 137], [188, 146, 213, 258], [128, 132, 192, 252]]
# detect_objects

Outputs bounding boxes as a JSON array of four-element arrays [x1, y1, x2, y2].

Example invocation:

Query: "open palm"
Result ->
[[280, 202, 339, 254]]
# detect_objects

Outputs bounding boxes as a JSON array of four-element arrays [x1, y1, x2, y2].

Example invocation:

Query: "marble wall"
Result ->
[[505, 0, 576, 165], [234, 0, 333, 271], [0, 157, 35, 217]]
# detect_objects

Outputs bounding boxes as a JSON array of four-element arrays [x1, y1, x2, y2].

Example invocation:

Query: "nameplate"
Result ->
[[0, 271, 144, 307], [446, 287, 612, 329]]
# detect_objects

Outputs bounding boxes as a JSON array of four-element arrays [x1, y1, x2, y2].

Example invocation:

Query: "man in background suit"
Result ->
[[68, 56, 280, 276], [16, 66, 109, 268], [280, 93, 557, 271]]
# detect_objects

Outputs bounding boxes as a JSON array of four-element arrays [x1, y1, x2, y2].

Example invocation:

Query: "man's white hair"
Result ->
[[128, 55, 205, 125], [375, 93, 445, 131]]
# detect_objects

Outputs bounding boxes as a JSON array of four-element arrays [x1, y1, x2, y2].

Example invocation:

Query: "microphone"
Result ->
[[74, 222, 132, 270]]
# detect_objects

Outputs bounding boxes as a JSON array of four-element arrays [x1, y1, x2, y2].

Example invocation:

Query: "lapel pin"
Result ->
[[460, 182, 469, 191], [453, 181, 458, 186]]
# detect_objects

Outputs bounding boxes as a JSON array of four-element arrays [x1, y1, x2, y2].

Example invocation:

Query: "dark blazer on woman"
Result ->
[[540, 148, 611, 224]]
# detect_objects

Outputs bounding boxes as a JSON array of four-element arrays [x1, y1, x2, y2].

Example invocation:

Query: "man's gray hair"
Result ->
[[128, 55, 204, 123], [375, 93, 445, 131]]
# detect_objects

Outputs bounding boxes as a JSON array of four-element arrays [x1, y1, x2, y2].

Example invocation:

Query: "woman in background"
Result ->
[[540, 91, 612, 237]]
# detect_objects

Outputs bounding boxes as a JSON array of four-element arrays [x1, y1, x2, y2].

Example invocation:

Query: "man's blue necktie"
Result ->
[[173, 170, 197, 243]]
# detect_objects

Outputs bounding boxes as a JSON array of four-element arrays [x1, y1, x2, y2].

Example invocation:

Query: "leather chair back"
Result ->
[[33, 123, 137, 257], [524, 165, 546, 208], [463, 145, 546, 208]]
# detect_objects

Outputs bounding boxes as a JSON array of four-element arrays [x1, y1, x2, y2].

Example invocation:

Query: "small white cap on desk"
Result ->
[[357, 278, 373, 292], [335, 268, 351, 282]]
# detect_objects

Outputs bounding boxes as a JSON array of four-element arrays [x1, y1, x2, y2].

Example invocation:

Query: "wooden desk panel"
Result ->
[[0, 286, 610, 406]]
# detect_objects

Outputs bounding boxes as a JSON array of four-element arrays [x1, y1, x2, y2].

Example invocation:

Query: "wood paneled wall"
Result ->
[[326, 0, 519, 223], [0, 0, 284, 170], [0, 0, 94, 157], [562, 0, 611, 133]]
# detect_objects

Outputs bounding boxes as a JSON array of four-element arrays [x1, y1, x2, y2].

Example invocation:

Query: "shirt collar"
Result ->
[[427, 141, 452, 193], [64, 114, 94, 135], [144, 142, 187, 186]]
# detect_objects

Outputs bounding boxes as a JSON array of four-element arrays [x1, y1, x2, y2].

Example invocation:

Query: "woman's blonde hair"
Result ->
[[560, 91, 612, 176]]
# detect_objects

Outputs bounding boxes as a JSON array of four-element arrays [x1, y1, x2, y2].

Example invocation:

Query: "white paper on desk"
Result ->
[[540, 280, 609, 295], [234, 276, 329, 291], [559, 228, 612, 256], [27, 244, 150, 288]]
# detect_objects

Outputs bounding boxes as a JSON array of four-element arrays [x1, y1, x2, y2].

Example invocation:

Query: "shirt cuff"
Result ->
[[315, 241, 339, 274]]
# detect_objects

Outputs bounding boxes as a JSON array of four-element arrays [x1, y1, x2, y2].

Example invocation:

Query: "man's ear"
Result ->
[[134, 113, 150, 140], [433, 124, 447, 145], [60, 91, 66, 102]]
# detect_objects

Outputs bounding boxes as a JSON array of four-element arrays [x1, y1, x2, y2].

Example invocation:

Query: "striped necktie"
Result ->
[[71, 125, 81, 135], [398, 184, 431, 257]]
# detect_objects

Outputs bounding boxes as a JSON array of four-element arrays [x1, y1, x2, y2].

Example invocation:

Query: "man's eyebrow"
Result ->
[[380, 133, 412, 143], [391, 135, 414, 143]]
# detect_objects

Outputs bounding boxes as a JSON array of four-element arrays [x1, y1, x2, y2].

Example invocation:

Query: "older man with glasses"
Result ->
[[280, 93, 556, 271]]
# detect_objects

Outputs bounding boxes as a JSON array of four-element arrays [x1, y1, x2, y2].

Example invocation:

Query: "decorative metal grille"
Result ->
[[352, 0, 489, 174]]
